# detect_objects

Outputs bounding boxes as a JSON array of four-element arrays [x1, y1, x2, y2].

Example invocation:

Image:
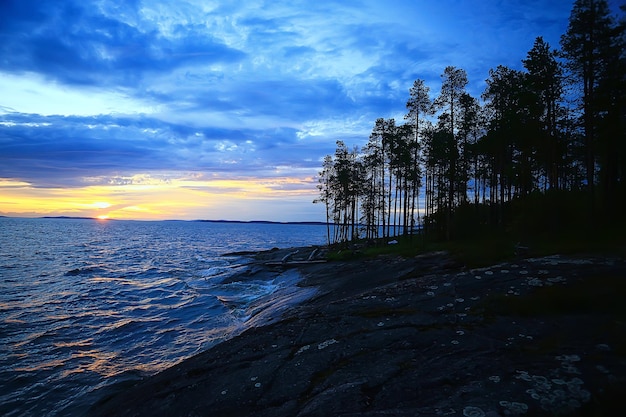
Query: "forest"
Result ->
[[315, 0, 625, 246]]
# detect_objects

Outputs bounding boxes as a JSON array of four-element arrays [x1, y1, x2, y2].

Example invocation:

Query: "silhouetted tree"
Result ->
[[561, 0, 624, 218], [458, 92, 482, 203], [405, 79, 433, 231], [482, 65, 530, 221], [314, 0, 625, 243], [523, 36, 565, 191], [314, 155, 334, 245], [315, 142, 363, 244], [434, 66, 468, 238]]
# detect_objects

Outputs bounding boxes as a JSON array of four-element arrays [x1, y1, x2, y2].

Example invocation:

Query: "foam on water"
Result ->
[[0, 218, 327, 416]]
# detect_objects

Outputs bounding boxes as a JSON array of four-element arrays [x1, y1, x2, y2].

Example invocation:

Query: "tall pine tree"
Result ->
[[561, 0, 624, 220]]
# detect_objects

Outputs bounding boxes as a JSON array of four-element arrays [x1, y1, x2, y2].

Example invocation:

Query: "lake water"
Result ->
[[0, 218, 328, 416]]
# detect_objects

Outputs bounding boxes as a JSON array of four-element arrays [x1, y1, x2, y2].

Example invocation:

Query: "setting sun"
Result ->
[[0, 175, 322, 221]]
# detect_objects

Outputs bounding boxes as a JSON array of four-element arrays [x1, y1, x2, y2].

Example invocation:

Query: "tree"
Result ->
[[594, 4, 626, 218], [390, 123, 417, 235], [458, 92, 482, 203], [482, 65, 530, 221], [405, 79, 432, 232], [366, 118, 400, 238], [560, 0, 623, 218], [314, 155, 334, 245], [365, 119, 387, 238], [314, 142, 363, 244], [314, 3, 625, 243], [523, 36, 565, 191], [435, 66, 468, 238]]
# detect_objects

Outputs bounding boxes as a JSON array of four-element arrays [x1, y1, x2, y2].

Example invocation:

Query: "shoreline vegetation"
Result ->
[[88, 242, 626, 416], [313, 0, 625, 248]]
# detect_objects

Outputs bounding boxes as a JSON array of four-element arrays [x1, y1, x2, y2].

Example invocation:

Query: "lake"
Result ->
[[0, 218, 328, 416]]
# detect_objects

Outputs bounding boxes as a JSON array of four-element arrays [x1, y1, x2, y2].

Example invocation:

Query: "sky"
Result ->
[[1, 0, 622, 222]]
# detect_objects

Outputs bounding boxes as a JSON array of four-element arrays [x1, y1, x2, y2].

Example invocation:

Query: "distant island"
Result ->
[[41, 216, 103, 220], [29, 216, 325, 225]]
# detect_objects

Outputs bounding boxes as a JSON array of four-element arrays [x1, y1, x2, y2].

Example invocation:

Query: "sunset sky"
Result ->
[[1, 0, 622, 221]]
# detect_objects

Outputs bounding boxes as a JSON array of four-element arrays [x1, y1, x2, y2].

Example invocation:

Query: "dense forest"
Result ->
[[315, 0, 625, 245]]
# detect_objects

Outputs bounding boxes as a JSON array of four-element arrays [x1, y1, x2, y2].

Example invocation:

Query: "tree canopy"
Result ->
[[315, 0, 625, 245]]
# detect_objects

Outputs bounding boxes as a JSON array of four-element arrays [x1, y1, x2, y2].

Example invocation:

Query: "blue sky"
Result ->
[[1, 0, 622, 221]]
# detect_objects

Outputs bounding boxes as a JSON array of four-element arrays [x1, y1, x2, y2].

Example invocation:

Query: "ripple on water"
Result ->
[[0, 218, 328, 416]]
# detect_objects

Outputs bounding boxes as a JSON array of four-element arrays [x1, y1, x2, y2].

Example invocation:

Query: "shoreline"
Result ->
[[88, 249, 626, 416]]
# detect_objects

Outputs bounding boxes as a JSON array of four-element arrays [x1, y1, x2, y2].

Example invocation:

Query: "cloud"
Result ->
[[0, 0, 245, 86], [0, 110, 335, 189], [1, 0, 605, 220]]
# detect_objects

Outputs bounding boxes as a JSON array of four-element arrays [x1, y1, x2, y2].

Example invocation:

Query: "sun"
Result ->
[[97, 214, 109, 220]]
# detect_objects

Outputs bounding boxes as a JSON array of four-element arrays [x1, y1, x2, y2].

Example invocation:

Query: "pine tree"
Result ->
[[523, 37, 565, 191], [561, 0, 623, 219], [405, 79, 432, 232], [435, 66, 468, 238]]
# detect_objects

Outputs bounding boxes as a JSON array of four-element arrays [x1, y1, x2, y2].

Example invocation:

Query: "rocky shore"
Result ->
[[88, 247, 626, 416]]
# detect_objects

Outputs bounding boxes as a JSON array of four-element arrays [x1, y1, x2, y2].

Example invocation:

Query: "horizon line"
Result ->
[[0, 215, 327, 225]]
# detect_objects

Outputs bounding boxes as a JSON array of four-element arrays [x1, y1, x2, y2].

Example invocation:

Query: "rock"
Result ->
[[88, 253, 626, 417]]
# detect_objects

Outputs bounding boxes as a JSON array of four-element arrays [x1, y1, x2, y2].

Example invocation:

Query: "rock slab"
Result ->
[[88, 252, 626, 416]]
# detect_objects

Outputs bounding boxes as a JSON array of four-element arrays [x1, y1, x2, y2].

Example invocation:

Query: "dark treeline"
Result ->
[[315, 0, 625, 245]]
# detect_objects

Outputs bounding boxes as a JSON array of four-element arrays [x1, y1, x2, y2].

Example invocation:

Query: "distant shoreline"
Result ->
[[192, 219, 327, 226], [0, 216, 326, 225]]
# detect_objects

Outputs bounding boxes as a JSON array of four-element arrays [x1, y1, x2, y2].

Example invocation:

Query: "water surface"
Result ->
[[0, 218, 327, 416]]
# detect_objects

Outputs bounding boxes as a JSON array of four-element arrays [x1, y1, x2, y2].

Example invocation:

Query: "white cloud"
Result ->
[[0, 72, 158, 116]]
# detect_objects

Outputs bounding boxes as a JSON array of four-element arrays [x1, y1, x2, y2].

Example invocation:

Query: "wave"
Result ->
[[0, 218, 328, 417]]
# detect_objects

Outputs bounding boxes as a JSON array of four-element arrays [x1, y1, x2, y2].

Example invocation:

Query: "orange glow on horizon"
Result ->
[[0, 174, 320, 221]]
